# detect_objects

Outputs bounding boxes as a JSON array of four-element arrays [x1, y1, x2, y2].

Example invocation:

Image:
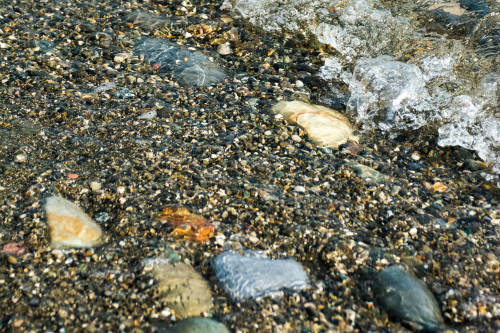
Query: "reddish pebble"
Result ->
[[68, 173, 79, 179], [1, 242, 27, 256]]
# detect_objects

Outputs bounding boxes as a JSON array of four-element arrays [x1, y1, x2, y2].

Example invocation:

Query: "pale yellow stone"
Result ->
[[44, 196, 103, 248], [151, 261, 213, 318], [272, 100, 358, 148]]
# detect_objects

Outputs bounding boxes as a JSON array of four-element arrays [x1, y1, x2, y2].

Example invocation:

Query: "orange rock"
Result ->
[[44, 196, 103, 248], [431, 182, 448, 193], [159, 207, 214, 243]]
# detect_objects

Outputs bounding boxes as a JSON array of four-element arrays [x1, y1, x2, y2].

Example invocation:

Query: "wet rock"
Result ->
[[145, 259, 213, 318], [272, 100, 358, 149], [373, 265, 445, 332], [160, 318, 230, 333], [346, 161, 389, 184], [213, 250, 310, 300], [217, 43, 232, 55], [426, 2, 470, 36], [134, 38, 226, 87], [44, 196, 103, 248], [1, 242, 27, 256]]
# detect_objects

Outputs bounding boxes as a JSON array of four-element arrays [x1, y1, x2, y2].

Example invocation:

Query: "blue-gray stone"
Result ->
[[134, 38, 226, 87], [213, 251, 310, 300], [161, 318, 229, 333], [374, 265, 445, 332]]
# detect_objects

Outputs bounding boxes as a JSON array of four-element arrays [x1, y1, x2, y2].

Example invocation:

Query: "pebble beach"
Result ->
[[0, 0, 499, 332]]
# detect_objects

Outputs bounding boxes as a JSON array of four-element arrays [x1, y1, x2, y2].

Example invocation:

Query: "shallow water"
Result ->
[[225, 0, 500, 181]]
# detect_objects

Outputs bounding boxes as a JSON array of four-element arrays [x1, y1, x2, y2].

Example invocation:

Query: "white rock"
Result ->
[[272, 100, 358, 148], [294, 185, 306, 193]]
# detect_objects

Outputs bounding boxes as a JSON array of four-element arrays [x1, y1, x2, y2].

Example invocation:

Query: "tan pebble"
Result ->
[[90, 181, 101, 192], [7, 256, 17, 264], [44, 196, 103, 248], [58, 309, 68, 319]]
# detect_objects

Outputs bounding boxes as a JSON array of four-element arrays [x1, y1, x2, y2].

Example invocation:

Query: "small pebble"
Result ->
[[7, 256, 17, 264], [138, 110, 157, 120], [295, 79, 304, 88], [294, 185, 306, 193], [15, 153, 27, 163], [291, 134, 302, 142], [90, 181, 102, 192], [217, 43, 232, 55]]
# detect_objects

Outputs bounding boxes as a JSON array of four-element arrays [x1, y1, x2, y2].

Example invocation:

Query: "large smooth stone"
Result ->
[[213, 250, 310, 300], [160, 318, 229, 333], [272, 100, 358, 148], [44, 196, 103, 248], [134, 38, 226, 87], [373, 265, 445, 331], [149, 260, 213, 318]]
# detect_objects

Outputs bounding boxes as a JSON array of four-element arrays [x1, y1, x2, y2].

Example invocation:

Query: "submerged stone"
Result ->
[[134, 38, 226, 87], [160, 318, 229, 333], [44, 196, 103, 248], [146, 260, 213, 318], [346, 161, 389, 184], [213, 251, 310, 300], [272, 100, 358, 148], [373, 265, 445, 332]]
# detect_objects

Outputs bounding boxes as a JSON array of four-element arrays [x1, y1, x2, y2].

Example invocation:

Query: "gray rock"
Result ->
[[161, 318, 229, 333], [346, 161, 389, 184], [213, 250, 310, 300], [373, 265, 445, 332]]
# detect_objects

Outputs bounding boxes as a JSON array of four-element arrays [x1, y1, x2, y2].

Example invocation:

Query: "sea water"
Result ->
[[224, 0, 499, 181]]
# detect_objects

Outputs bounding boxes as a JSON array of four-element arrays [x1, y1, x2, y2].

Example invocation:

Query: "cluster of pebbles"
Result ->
[[0, 0, 498, 332]]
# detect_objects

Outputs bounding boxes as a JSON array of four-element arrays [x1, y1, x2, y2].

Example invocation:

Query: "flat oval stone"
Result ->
[[374, 265, 445, 331], [214, 250, 310, 300], [161, 318, 229, 333], [44, 196, 103, 248], [272, 100, 358, 148]]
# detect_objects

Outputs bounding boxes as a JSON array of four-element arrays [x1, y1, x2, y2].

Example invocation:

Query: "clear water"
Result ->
[[225, 0, 499, 179]]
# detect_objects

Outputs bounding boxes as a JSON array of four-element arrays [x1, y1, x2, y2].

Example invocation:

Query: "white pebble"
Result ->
[[291, 135, 302, 143], [138, 110, 157, 120], [411, 152, 421, 161], [15, 153, 27, 163], [409, 227, 418, 237], [295, 80, 304, 88], [90, 181, 102, 192], [294, 185, 306, 193]]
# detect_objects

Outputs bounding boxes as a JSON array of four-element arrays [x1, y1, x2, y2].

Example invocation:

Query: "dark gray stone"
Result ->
[[161, 318, 229, 333], [374, 265, 445, 332]]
